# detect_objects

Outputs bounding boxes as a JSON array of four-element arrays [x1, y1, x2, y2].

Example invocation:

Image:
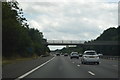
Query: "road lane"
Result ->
[[24, 56, 118, 78], [2, 56, 54, 78], [3, 55, 119, 79], [25, 56, 92, 78], [66, 56, 118, 78], [16, 57, 55, 79]]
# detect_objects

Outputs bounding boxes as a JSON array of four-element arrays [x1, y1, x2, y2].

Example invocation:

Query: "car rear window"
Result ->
[[85, 52, 96, 55], [72, 53, 78, 55]]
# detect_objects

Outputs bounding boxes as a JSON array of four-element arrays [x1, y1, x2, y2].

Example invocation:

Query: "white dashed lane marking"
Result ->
[[88, 71, 95, 76], [77, 65, 80, 67]]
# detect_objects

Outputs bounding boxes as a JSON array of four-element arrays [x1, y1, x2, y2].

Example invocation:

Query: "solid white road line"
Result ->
[[15, 57, 55, 80], [72, 62, 75, 63], [88, 71, 95, 76]]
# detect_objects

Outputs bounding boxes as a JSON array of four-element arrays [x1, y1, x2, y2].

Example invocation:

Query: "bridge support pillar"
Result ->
[[66, 45, 69, 48]]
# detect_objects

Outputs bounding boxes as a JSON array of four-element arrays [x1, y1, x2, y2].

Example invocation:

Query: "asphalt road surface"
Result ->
[[13, 55, 119, 79], [2, 56, 53, 79]]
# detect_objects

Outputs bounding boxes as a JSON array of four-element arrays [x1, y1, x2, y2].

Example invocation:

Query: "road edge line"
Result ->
[[15, 57, 55, 80]]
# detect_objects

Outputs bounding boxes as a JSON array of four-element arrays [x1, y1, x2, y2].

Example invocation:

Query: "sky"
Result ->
[[16, 0, 118, 50]]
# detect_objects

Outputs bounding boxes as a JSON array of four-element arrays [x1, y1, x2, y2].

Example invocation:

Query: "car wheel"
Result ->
[[97, 62, 99, 65], [70, 57, 72, 59], [81, 62, 83, 64], [84, 62, 86, 64], [77, 57, 79, 59], [82, 61, 85, 64]]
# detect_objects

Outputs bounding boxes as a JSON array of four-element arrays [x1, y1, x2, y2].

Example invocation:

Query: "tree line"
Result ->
[[84, 27, 119, 56], [2, 1, 50, 58], [59, 27, 119, 56]]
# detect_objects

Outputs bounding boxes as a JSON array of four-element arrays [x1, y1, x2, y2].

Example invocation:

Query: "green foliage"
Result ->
[[2, 1, 50, 58], [84, 26, 119, 56], [96, 27, 118, 41], [58, 46, 83, 54], [59, 27, 119, 56]]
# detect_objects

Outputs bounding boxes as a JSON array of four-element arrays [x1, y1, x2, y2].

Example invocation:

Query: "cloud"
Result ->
[[29, 20, 43, 31], [17, 0, 119, 2], [18, 1, 118, 50]]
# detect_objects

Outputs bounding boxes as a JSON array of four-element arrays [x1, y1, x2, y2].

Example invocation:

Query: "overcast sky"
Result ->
[[17, 0, 118, 50]]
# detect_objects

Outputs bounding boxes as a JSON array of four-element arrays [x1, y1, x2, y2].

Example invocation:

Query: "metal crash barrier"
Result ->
[[100, 56, 120, 60]]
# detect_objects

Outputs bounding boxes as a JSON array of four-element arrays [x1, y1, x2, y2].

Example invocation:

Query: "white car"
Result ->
[[70, 52, 79, 59], [81, 50, 99, 64]]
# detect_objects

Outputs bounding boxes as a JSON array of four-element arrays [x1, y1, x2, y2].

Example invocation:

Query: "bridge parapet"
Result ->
[[47, 40, 85, 45], [46, 40, 119, 45]]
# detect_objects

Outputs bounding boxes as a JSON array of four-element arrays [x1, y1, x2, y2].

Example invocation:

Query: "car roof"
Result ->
[[84, 50, 96, 53], [71, 52, 78, 54], [72, 52, 78, 53]]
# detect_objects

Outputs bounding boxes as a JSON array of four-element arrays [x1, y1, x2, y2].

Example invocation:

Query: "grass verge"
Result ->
[[2, 55, 41, 66]]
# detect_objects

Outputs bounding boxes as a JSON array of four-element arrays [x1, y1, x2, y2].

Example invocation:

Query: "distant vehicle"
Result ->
[[81, 50, 99, 64], [98, 54, 103, 56], [56, 53, 60, 56], [64, 53, 68, 56], [70, 52, 79, 59], [79, 53, 82, 57]]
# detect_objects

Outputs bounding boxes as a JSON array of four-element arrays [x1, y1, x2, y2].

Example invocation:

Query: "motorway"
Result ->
[[15, 55, 119, 79]]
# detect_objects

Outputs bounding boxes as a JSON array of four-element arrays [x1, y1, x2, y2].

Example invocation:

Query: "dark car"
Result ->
[[56, 53, 60, 56], [79, 54, 82, 57], [70, 52, 79, 59], [64, 53, 68, 56]]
